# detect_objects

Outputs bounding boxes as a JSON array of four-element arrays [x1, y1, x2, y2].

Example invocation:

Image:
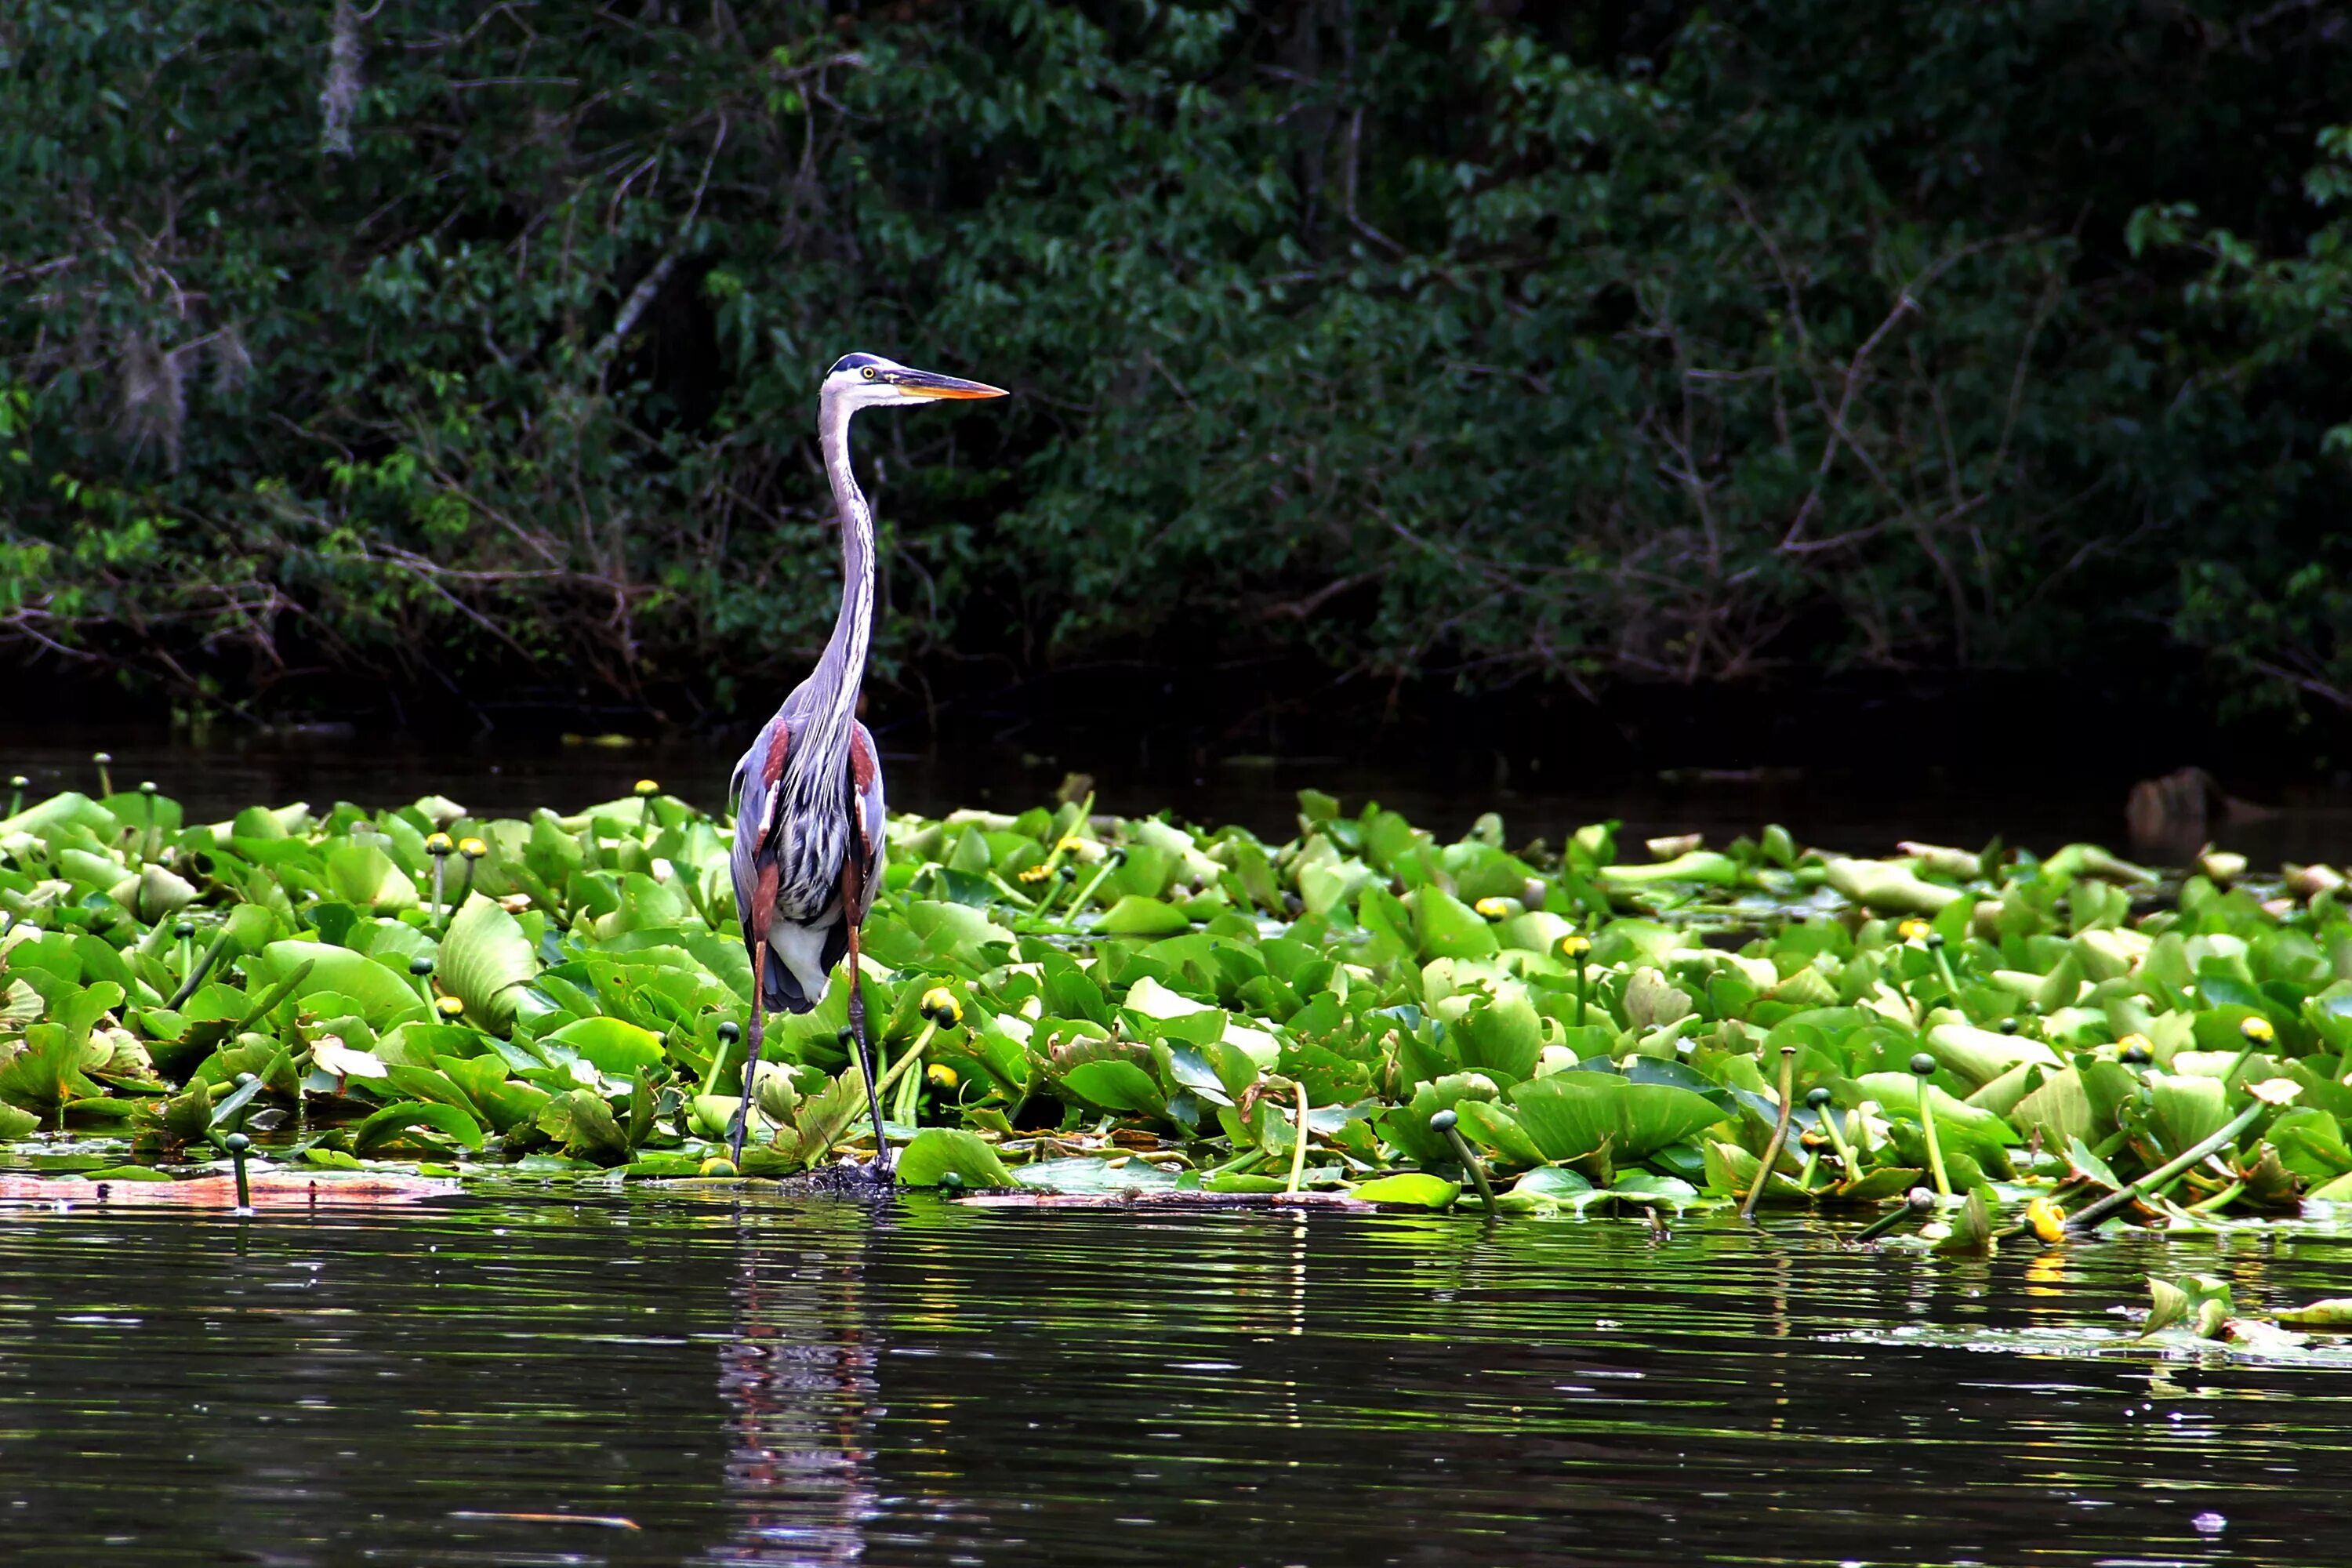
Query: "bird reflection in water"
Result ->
[[699, 1236, 884, 1566]]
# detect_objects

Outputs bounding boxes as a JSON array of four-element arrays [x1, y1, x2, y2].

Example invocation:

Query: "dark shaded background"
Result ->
[[5, 0, 2352, 790]]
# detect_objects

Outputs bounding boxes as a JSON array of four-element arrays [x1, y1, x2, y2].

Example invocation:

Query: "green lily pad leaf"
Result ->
[[1001, 1156, 1177, 1192], [1352, 1171, 1460, 1209], [1204, 1173, 1290, 1193], [1507, 1074, 1726, 1163], [325, 840, 420, 913], [1059, 1059, 1165, 1113], [0, 1022, 111, 1113], [0, 1102, 37, 1140], [541, 1016, 666, 1077], [439, 895, 546, 1031], [2147, 1074, 2230, 1160], [1454, 1099, 1548, 1167], [2273, 1298, 2352, 1328], [1930, 1188, 1994, 1254], [535, 1088, 630, 1160], [260, 942, 424, 1027], [1458, 994, 1543, 1083], [2143, 1276, 2190, 1338], [1094, 895, 1192, 937], [897, 1128, 1016, 1189], [1494, 1165, 1596, 1212], [353, 1098, 485, 1154], [1414, 887, 1499, 960]]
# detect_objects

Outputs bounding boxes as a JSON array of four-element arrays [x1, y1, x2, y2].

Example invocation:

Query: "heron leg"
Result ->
[[731, 945, 769, 1167], [844, 919, 889, 1178]]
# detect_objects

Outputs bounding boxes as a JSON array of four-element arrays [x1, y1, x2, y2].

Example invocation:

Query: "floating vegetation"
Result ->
[[5, 779, 2352, 1243]]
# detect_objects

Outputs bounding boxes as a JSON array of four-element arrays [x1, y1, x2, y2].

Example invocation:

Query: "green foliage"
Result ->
[[2, 2, 2348, 713], [2, 779, 2350, 1240]]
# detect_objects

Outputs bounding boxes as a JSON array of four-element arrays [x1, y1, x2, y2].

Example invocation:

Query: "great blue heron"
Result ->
[[728, 352, 1007, 1173]]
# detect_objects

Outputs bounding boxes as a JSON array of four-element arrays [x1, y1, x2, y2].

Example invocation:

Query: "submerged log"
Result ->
[[0, 1171, 458, 1207], [947, 1189, 1374, 1212]]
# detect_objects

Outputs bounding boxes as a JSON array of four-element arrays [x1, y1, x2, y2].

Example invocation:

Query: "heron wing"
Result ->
[[847, 723, 887, 923], [728, 713, 792, 958]]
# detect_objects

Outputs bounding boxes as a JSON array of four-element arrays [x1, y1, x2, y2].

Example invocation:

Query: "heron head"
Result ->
[[822, 353, 1007, 410]]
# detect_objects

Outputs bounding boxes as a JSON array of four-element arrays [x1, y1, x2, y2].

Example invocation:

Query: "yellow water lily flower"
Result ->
[[920, 986, 964, 1027], [1474, 896, 1513, 919], [459, 837, 488, 858], [1018, 862, 1054, 883], [1559, 934, 1592, 959], [2025, 1196, 2068, 1243], [1898, 918, 1929, 942], [423, 831, 455, 855], [435, 996, 466, 1018], [2241, 1015, 2275, 1044], [927, 1063, 959, 1090]]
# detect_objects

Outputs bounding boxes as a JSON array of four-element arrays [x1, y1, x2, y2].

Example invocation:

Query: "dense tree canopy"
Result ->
[[2, 1, 2348, 730]]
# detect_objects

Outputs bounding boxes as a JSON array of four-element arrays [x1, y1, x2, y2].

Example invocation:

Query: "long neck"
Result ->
[[791, 394, 874, 785]]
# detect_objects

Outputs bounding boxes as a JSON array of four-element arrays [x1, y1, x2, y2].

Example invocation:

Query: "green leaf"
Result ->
[[2273, 1298, 2352, 1328], [1458, 994, 1543, 1083], [897, 1128, 1016, 1189], [354, 1098, 485, 1154], [2143, 1276, 2189, 1338], [1414, 887, 1499, 960], [440, 894, 546, 1031], [1059, 1059, 1165, 1113], [1094, 895, 1192, 937], [542, 1016, 666, 1077], [1352, 1172, 1461, 1208], [260, 942, 424, 1026], [533, 1088, 628, 1160], [1507, 1074, 1726, 1163]]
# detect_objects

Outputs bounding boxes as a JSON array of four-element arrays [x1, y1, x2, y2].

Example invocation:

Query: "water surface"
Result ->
[[2, 1194, 2346, 1566]]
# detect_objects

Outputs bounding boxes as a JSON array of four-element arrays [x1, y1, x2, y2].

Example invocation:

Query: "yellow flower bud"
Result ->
[[1474, 896, 1512, 919], [927, 1063, 959, 1090], [1559, 934, 1591, 959], [2241, 1015, 2275, 1044], [424, 832, 455, 855], [458, 837, 488, 859], [1018, 862, 1053, 883], [436, 996, 466, 1018], [1897, 918, 1929, 942], [2025, 1196, 2067, 1244], [920, 986, 964, 1027], [633, 779, 659, 797]]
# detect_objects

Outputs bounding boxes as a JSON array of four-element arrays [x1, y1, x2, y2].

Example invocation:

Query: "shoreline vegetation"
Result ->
[[9, 6, 2352, 735], [7, 774, 2352, 1272]]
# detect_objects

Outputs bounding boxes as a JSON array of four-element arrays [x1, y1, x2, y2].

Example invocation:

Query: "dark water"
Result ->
[[18, 723, 2352, 866], [2, 1193, 2347, 1566]]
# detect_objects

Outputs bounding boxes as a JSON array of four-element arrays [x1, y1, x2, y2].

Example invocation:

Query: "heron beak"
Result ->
[[891, 368, 1008, 401]]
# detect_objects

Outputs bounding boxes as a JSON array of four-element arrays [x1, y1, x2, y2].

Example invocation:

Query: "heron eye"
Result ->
[[861, 366, 877, 380]]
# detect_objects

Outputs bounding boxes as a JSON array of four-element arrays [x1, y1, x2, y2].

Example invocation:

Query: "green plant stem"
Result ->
[[1204, 1146, 1269, 1181], [2220, 1033, 2268, 1087], [166, 931, 233, 1010], [1742, 1044, 1798, 1221], [1917, 1087, 1953, 1200], [1065, 855, 1120, 915], [1818, 1104, 1858, 1173], [2185, 1179, 2246, 1214], [2066, 1098, 2270, 1232], [1286, 1080, 1310, 1194], [1856, 1199, 1928, 1243], [1438, 1120, 1497, 1216], [872, 1022, 939, 1099]]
